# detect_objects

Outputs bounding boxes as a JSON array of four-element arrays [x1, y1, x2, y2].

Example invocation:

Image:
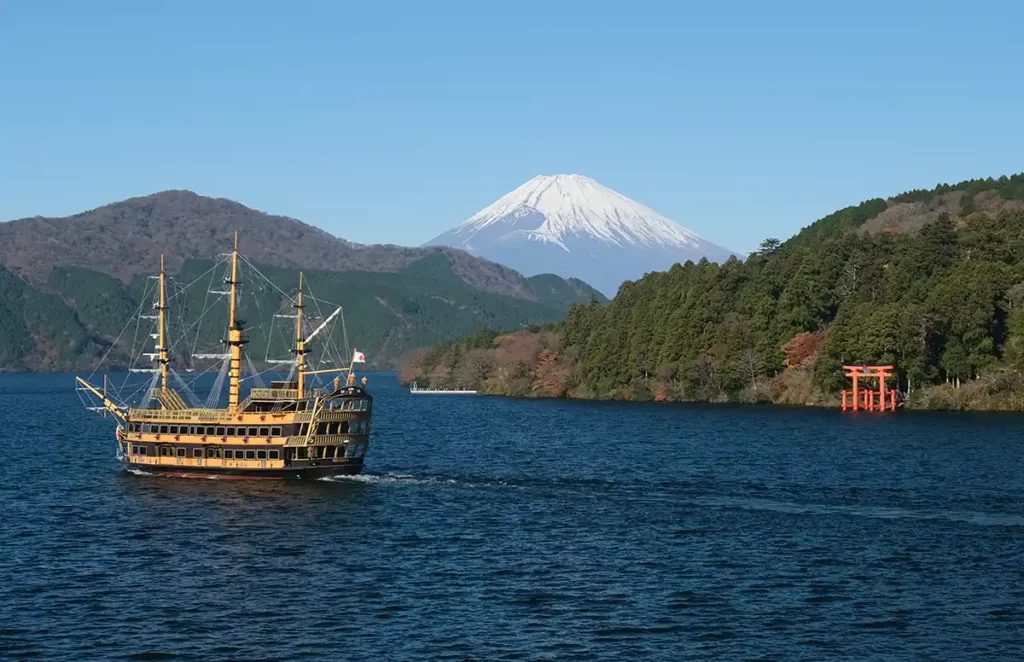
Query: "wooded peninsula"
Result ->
[[401, 174, 1024, 410]]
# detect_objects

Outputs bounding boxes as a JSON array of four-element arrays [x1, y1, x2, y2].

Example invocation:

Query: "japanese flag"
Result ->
[[352, 349, 366, 364]]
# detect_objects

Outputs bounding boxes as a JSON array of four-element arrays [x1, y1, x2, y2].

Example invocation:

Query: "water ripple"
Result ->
[[2, 373, 1024, 660]]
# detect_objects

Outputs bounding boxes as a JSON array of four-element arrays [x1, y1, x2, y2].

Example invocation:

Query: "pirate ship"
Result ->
[[76, 234, 372, 479]]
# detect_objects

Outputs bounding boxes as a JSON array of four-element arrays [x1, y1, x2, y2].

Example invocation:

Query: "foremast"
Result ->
[[157, 253, 169, 403], [226, 232, 247, 411], [295, 272, 306, 399]]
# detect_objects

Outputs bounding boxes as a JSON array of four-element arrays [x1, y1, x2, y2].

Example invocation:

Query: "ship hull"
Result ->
[[123, 460, 364, 480]]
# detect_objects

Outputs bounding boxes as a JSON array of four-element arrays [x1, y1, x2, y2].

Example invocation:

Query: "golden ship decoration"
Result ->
[[76, 233, 372, 479]]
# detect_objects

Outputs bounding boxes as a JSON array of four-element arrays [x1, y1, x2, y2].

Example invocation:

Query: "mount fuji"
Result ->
[[426, 175, 740, 296]]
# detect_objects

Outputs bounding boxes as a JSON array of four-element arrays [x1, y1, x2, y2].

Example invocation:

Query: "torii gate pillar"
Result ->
[[842, 365, 895, 413]]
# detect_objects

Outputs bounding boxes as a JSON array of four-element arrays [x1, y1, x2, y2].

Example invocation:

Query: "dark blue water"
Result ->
[[2, 373, 1024, 660]]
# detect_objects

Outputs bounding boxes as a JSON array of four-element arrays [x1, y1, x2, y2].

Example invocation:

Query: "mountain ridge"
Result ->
[[0, 189, 556, 301]]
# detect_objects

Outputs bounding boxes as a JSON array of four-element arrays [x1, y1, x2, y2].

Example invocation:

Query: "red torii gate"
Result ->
[[842, 365, 896, 412]]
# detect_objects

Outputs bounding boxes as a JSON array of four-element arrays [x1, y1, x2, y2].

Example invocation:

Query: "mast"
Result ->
[[295, 272, 306, 399], [158, 253, 169, 402], [227, 232, 245, 411]]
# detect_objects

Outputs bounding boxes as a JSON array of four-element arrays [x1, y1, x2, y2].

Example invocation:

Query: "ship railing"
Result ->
[[312, 410, 364, 423], [284, 434, 368, 447], [130, 407, 232, 422], [248, 387, 300, 400]]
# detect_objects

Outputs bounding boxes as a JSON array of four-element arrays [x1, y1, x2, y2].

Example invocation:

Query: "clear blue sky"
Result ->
[[2, 1, 1023, 253]]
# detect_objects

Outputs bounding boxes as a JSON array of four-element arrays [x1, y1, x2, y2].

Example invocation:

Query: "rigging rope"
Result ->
[[244, 354, 266, 389], [169, 368, 201, 408], [141, 371, 160, 408], [204, 357, 231, 409]]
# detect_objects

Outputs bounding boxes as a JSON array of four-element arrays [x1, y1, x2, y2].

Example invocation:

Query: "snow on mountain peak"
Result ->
[[427, 174, 740, 296], [454, 174, 704, 249]]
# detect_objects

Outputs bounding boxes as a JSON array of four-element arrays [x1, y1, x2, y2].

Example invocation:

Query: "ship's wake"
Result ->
[[319, 472, 457, 487]]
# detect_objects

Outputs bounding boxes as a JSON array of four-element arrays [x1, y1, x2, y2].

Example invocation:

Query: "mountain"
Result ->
[[426, 174, 740, 296], [405, 173, 1024, 410], [0, 191, 606, 371], [0, 190, 550, 300]]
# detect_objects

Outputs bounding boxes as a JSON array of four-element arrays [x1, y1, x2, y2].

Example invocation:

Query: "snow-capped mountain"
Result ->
[[426, 174, 740, 296]]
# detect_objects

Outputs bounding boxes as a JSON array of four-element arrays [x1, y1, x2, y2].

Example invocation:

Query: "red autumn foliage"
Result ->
[[781, 330, 825, 369]]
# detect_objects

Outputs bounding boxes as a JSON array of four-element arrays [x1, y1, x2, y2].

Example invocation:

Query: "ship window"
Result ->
[[159, 425, 168, 434], [224, 450, 234, 459], [324, 446, 336, 459], [340, 421, 349, 434], [317, 423, 328, 435], [269, 450, 280, 460], [193, 448, 202, 458], [205, 447, 218, 458], [245, 427, 255, 437], [169, 426, 178, 434], [159, 446, 169, 457], [257, 450, 267, 460], [244, 450, 256, 460], [138, 445, 148, 456], [258, 427, 269, 437], [296, 447, 308, 459], [176, 448, 185, 457], [299, 424, 309, 436], [271, 426, 281, 436], [216, 427, 225, 436], [226, 427, 236, 436]]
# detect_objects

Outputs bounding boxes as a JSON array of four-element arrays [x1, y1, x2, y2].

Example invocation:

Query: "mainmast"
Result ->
[[295, 272, 306, 399], [158, 253, 169, 402], [226, 232, 246, 411]]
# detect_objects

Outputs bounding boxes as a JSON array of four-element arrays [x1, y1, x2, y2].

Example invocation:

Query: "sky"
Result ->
[[2, 1, 1023, 253]]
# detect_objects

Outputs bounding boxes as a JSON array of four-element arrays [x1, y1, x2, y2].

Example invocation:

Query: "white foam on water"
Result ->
[[319, 472, 457, 486]]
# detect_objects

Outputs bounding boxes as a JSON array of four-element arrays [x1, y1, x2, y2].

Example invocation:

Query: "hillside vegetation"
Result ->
[[0, 187, 610, 372], [402, 174, 1024, 410], [0, 253, 602, 371]]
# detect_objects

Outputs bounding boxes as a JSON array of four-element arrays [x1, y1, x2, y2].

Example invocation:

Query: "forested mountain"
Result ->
[[0, 191, 606, 371], [0, 254, 603, 372], [403, 174, 1024, 410]]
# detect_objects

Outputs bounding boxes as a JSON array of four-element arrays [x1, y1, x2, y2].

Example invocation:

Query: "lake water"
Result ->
[[2, 372, 1024, 660]]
